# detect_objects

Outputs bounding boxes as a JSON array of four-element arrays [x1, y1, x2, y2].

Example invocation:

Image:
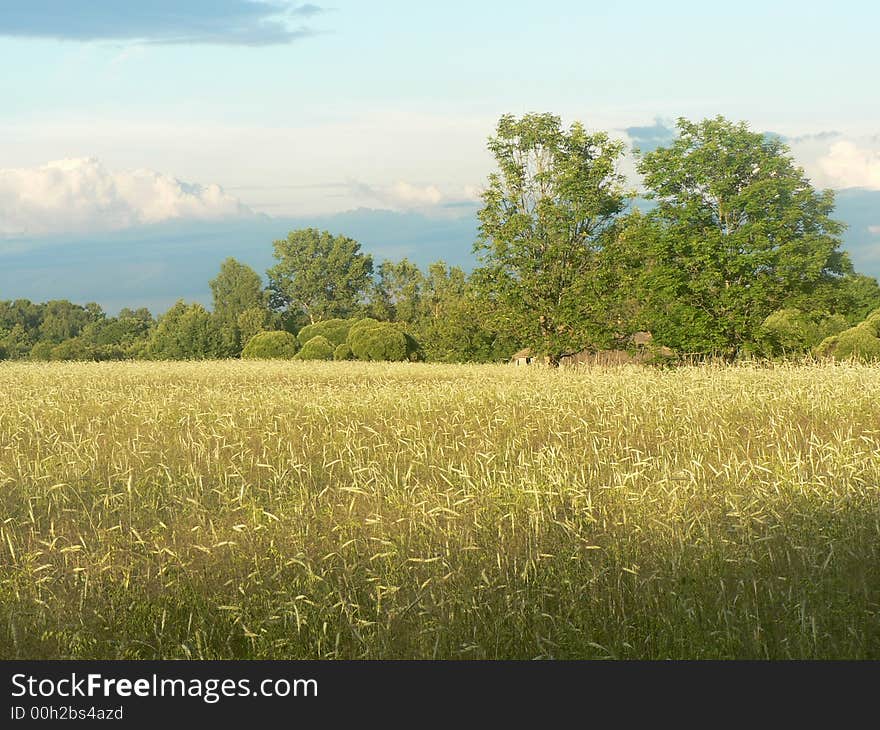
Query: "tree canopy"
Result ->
[[630, 116, 848, 355], [472, 112, 630, 364], [267, 229, 374, 325]]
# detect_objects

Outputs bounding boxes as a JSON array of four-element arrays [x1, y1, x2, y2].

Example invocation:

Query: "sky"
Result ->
[[1, 0, 879, 309]]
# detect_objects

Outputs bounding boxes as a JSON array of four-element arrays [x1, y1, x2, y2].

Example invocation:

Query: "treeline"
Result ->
[[0, 249, 513, 363], [3, 112, 880, 365]]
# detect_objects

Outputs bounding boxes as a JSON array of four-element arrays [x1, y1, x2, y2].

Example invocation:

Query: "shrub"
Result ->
[[817, 313, 850, 342], [297, 319, 354, 347], [241, 330, 299, 360], [347, 320, 420, 362], [815, 325, 880, 362], [29, 341, 55, 361], [334, 343, 353, 361], [297, 335, 334, 361], [863, 308, 880, 337], [757, 308, 815, 356]]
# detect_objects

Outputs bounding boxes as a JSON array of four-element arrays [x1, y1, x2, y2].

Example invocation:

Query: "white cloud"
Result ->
[[0, 157, 253, 237], [341, 178, 480, 216], [815, 141, 880, 190], [389, 181, 444, 207], [462, 184, 483, 202], [869, 225, 880, 235]]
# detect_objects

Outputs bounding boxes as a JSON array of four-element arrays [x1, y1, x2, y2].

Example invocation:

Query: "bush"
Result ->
[[815, 325, 880, 362], [297, 319, 354, 347], [333, 343, 353, 361], [346, 320, 420, 362], [863, 308, 880, 337], [241, 330, 299, 360], [758, 308, 815, 356], [817, 313, 850, 341], [29, 341, 55, 361], [297, 335, 334, 361]]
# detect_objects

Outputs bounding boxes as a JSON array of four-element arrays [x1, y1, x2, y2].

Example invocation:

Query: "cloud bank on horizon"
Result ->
[[0, 158, 254, 237], [0, 1, 324, 45]]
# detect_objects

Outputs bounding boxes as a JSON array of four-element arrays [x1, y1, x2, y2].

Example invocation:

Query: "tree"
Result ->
[[267, 229, 373, 324], [237, 307, 270, 348], [632, 116, 847, 355], [472, 113, 630, 364], [0, 324, 32, 359], [209, 258, 266, 356], [416, 261, 511, 362], [39, 300, 99, 344], [147, 301, 222, 360], [372, 259, 424, 324]]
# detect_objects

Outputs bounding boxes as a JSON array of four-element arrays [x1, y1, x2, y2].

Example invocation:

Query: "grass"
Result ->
[[0, 359, 878, 659]]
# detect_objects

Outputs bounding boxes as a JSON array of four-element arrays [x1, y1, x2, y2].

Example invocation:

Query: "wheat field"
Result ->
[[0, 360, 878, 659]]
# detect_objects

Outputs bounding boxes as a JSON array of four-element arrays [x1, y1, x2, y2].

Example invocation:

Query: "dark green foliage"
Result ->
[[473, 113, 630, 364], [0, 324, 32, 360], [29, 341, 56, 361], [296, 335, 334, 361], [147, 301, 223, 360], [296, 318, 354, 347], [47, 338, 126, 362], [371, 259, 424, 323], [631, 116, 847, 356], [241, 330, 299, 360], [267, 229, 373, 324], [416, 261, 512, 362], [39, 300, 101, 344], [210, 258, 267, 356]]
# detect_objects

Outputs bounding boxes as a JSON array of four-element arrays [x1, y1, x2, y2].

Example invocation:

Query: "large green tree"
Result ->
[[632, 116, 847, 355], [267, 229, 373, 324], [209, 258, 266, 356], [417, 261, 511, 362], [147, 301, 222, 360], [472, 113, 630, 364], [371, 258, 424, 324]]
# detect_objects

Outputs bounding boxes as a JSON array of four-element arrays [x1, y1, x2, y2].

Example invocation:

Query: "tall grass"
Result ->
[[0, 360, 878, 659]]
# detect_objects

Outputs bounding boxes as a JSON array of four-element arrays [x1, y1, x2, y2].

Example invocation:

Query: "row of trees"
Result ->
[[473, 114, 880, 363], [2, 113, 880, 364], [0, 244, 510, 363]]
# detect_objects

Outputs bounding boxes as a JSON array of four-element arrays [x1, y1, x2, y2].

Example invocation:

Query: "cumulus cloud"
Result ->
[[815, 140, 880, 190], [0, 158, 253, 237], [0, 1, 324, 46], [344, 179, 480, 215], [390, 182, 444, 207]]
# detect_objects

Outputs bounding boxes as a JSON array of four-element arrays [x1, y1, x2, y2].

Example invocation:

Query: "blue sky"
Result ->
[[1, 1, 879, 309]]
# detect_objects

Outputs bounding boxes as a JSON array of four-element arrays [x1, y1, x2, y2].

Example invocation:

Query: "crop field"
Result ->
[[0, 360, 878, 659]]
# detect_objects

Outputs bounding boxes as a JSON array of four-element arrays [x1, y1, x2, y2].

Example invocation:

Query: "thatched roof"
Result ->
[[511, 348, 532, 360]]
